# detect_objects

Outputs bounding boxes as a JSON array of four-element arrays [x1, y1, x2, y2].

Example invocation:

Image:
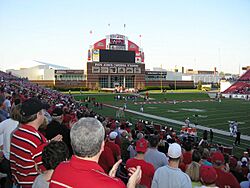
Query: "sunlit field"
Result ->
[[74, 92, 250, 156]]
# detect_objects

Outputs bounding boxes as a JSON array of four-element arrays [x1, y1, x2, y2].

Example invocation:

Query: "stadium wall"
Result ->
[[145, 80, 194, 89], [30, 80, 54, 87], [55, 80, 86, 89]]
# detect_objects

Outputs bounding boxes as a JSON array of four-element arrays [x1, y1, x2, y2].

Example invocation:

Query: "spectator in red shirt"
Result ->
[[106, 131, 121, 161], [211, 151, 240, 188], [126, 138, 155, 188], [98, 135, 115, 174], [182, 141, 192, 166], [50, 118, 141, 188]]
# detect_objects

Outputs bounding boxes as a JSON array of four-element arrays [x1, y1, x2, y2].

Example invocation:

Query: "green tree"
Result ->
[[197, 80, 202, 90]]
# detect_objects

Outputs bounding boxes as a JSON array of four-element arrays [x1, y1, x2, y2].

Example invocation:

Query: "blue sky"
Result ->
[[0, 0, 250, 74]]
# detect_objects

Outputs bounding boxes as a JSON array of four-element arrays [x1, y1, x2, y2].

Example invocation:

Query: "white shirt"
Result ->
[[152, 165, 192, 188], [0, 118, 19, 159], [4, 99, 11, 109], [0, 135, 3, 146]]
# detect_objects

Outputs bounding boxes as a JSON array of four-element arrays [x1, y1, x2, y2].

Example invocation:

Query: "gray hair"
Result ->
[[70, 117, 105, 158]]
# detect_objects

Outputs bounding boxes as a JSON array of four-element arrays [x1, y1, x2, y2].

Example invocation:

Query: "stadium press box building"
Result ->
[[86, 34, 146, 90]]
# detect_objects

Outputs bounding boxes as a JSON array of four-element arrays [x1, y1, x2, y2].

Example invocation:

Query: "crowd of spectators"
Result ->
[[0, 70, 249, 188]]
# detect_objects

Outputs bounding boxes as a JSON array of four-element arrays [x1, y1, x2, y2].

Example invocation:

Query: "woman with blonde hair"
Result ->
[[185, 150, 202, 187]]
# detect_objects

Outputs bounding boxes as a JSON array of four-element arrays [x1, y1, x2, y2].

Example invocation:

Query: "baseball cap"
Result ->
[[241, 157, 248, 163], [136, 138, 148, 153], [109, 131, 118, 140], [168, 143, 182, 158], [52, 107, 63, 116], [241, 157, 248, 167], [166, 135, 172, 140], [200, 165, 217, 185], [20, 97, 47, 117], [211, 152, 225, 165]]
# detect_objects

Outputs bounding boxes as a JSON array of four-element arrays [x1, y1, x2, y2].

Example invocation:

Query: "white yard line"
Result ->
[[104, 104, 250, 141]]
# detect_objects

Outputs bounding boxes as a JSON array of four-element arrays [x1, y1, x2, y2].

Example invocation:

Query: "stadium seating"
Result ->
[[223, 69, 250, 94], [0, 70, 248, 188], [239, 69, 250, 81]]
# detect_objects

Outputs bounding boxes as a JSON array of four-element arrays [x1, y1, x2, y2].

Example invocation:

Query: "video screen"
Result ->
[[100, 49, 135, 63]]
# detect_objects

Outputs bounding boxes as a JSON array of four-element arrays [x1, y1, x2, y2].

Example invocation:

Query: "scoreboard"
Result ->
[[99, 49, 135, 63], [89, 34, 143, 63]]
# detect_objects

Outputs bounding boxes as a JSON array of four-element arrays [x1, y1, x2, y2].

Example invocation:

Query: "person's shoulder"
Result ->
[[0, 118, 10, 126], [104, 145, 113, 152], [181, 168, 190, 176], [32, 174, 49, 188], [155, 165, 167, 173], [157, 150, 167, 158], [144, 160, 155, 171], [126, 158, 134, 164], [51, 161, 72, 183], [152, 165, 167, 178], [53, 160, 70, 173]]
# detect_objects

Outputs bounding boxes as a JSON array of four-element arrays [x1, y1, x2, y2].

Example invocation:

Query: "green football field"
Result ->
[[74, 92, 250, 156]]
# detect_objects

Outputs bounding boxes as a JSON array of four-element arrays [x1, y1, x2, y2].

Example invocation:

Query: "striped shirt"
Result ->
[[10, 124, 47, 188]]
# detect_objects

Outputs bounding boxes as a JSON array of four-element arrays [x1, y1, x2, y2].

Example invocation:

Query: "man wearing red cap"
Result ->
[[200, 165, 218, 187], [211, 151, 240, 188], [126, 138, 155, 188]]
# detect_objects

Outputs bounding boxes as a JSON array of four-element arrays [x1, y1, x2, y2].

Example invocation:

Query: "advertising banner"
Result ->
[[134, 67, 141, 74], [101, 67, 109, 73], [92, 67, 100, 73], [118, 67, 125, 73], [126, 67, 133, 74], [110, 67, 117, 73], [92, 49, 100, 62]]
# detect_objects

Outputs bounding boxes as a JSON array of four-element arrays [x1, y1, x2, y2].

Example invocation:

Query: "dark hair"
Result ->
[[42, 141, 69, 170], [223, 153, 229, 164], [184, 141, 192, 152], [148, 135, 159, 148], [20, 114, 37, 124], [169, 156, 180, 162], [10, 104, 22, 122], [14, 98, 21, 106], [192, 150, 201, 163]]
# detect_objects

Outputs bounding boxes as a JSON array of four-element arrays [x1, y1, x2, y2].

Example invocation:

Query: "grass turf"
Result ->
[[73, 92, 250, 157]]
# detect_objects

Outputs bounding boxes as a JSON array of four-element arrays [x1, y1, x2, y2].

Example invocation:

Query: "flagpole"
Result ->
[[139, 34, 142, 48], [87, 30, 93, 90], [123, 24, 126, 35], [89, 30, 93, 47], [108, 23, 111, 34]]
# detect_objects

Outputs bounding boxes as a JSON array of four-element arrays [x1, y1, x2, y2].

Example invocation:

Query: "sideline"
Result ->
[[104, 104, 250, 142]]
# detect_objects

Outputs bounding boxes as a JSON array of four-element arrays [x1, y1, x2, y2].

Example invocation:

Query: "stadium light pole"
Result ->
[[174, 65, 177, 90], [161, 64, 163, 92]]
